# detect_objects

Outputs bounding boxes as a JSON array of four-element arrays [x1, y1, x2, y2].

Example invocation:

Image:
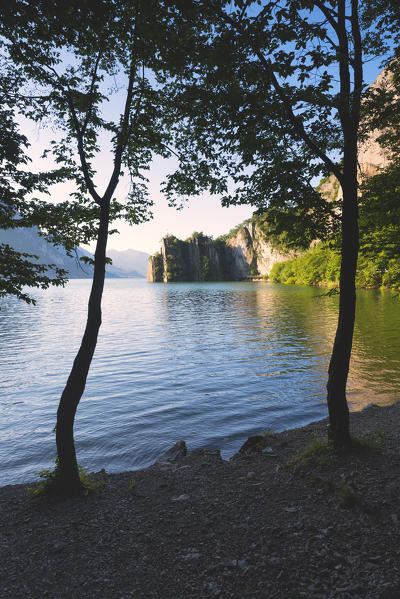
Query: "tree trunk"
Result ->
[[55, 201, 110, 495], [327, 138, 359, 448]]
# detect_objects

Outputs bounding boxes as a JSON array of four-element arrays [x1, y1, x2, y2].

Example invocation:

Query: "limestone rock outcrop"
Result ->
[[147, 227, 291, 282]]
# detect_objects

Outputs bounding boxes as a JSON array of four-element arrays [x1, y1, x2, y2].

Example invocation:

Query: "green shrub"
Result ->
[[287, 433, 337, 471], [27, 461, 106, 497], [382, 259, 400, 289], [269, 240, 400, 291], [356, 256, 383, 288]]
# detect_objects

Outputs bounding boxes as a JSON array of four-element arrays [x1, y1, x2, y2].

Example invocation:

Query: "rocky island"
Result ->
[[147, 223, 292, 283]]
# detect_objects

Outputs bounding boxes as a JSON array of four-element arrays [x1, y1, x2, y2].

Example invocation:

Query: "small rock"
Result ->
[[269, 557, 282, 566], [188, 448, 222, 462], [247, 471, 256, 479], [205, 581, 220, 597], [171, 494, 190, 502], [380, 588, 400, 599], [262, 446, 277, 456], [156, 441, 187, 466], [235, 435, 270, 457], [181, 548, 200, 560]]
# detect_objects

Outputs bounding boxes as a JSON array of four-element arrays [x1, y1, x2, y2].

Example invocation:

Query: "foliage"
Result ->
[[1, 0, 197, 305], [152, 252, 164, 281], [287, 433, 337, 471], [0, 66, 74, 302], [165, 252, 183, 282], [337, 483, 361, 509], [250, 265, 259, 276], [270, 244, 341, 287], [0, 244, 67, 304], [200, 255, 211, 280], [270, 161, 400, 293], [27, 460, 105, 497], [255, 213, 309, 252], [186, 231, 208, 242], [355, 429, 386, 451], [216, 219, 251, 242], [161, 1, 373, 242], [271, 244, 400, 291], [1, 1, 204, 492]]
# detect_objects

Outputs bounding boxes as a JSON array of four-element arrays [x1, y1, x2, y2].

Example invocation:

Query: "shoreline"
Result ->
[[1, 401, 400, 598]]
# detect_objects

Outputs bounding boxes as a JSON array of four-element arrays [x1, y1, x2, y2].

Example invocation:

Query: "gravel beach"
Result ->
[[1, 402, 400, 599]]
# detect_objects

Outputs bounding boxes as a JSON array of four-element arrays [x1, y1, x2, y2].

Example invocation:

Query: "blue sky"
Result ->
[[19, 27, 390, 257]]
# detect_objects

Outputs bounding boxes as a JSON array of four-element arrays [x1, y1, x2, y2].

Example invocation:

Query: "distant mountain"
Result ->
[[0, 227, 148, 279], [107, 248, 149, 277]]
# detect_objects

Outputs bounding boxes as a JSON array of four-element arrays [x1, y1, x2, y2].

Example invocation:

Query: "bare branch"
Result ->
[[103, 49, 137, 202], [43, 64, 102, 205], [65, 89, 102, 205], [313, 1, 340, 35], [81, 48, 103, 137]]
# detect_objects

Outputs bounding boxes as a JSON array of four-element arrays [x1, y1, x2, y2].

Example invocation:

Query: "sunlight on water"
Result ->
[[0, 279, 399, 485]]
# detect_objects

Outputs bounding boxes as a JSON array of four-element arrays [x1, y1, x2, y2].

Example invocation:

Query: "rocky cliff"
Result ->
[[317, 67, 392, 203], [147, 227, 291, 282]]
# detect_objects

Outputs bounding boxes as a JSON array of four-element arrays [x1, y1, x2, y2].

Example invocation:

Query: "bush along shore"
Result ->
[[269, 241, 400, 292], [1, 402, 400, 599]]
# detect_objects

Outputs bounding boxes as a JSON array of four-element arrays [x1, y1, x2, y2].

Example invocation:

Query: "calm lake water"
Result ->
[[1, 279, 399, 485]]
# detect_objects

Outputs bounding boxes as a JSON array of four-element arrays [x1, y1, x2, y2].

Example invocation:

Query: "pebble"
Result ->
[[171, 494, 190, 502]]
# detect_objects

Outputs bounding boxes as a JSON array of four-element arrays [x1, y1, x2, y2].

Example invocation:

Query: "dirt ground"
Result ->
[[1, 402, 400, 599]]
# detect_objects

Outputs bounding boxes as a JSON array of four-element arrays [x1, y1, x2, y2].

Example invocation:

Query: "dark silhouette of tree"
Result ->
[[162, 0, 399, 447], [2, 0, 182, 494]]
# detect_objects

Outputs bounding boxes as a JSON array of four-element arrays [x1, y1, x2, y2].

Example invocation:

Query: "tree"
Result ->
[[162, 0, 398, 447], [0, 64, 70, 303], [3, 0, 179, 494]]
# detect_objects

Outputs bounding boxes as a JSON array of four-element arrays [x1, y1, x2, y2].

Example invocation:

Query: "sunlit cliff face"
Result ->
[[358, 68, 393, 176], [318, 67, 393, 206]]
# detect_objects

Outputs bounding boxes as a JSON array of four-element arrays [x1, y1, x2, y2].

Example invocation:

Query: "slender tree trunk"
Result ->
[[327, 135, 359, 448], [55, 201, 110, 495]]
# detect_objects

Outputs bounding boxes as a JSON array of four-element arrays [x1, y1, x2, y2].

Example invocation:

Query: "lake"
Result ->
[[1, 279, 399, 485]]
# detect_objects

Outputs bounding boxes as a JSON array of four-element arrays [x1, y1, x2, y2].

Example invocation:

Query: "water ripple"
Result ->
[[0, 279, 399, 485]]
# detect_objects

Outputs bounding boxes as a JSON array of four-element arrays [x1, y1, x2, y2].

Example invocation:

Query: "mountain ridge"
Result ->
[[0, 227, 149, 279]]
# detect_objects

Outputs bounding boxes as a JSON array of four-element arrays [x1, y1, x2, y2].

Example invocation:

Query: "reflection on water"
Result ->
[[0, 279, 399, 485]]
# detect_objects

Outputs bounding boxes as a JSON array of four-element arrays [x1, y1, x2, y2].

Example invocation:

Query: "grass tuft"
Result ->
[[337, 483, 361, 509], [287, 433, 337, 471], [27, 460, 106, 498], [354, 428, 386, 452]]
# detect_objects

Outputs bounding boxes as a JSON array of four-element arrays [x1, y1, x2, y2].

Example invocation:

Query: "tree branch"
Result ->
[[81, 48, 103, 137], [313, 0, 340, 35], [350, 0, 363, 125], [336, 0, 352, 134], [65, 89, 102, 205], [44, 64, 102, 205], [129, 62, 145, 135], [103, 49, 137, 202], [220, 6, 343, 183]]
